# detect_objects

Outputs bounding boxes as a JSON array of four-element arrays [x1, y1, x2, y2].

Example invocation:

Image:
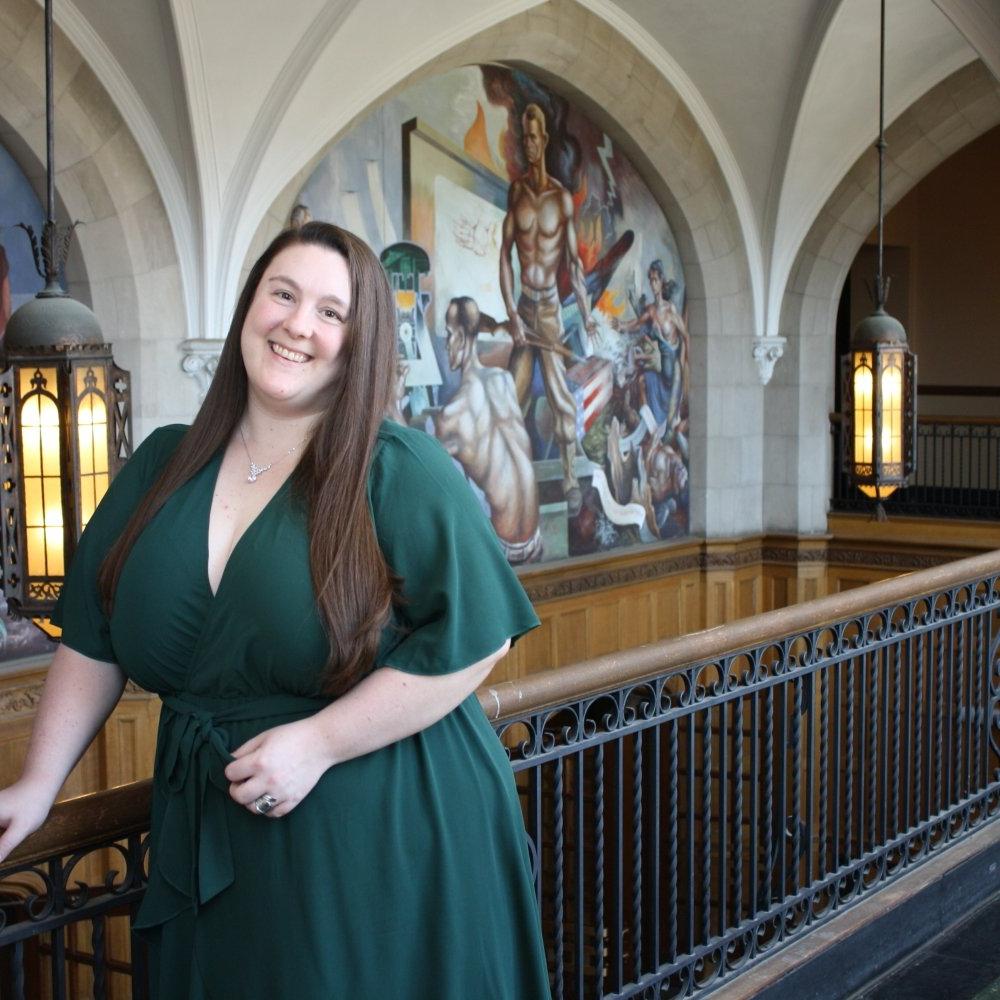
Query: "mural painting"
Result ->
[[298, 65, 689, 566]]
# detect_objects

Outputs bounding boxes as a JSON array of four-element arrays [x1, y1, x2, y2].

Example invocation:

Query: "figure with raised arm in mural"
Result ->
[[431, 296, 542, 565], [614, 260, 690, 432], [500, 103, 597, 516]]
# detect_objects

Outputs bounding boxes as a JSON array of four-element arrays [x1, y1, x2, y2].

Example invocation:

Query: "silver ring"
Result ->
[[253, 793, 278, 815]]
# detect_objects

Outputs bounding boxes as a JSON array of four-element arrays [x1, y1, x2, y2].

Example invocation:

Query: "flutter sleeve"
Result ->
[[50, 424, 188, 662], [370, 423, 540, 676]]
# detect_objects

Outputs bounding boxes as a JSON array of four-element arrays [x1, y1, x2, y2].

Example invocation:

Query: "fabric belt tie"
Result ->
[[133, 691, 329, 932]]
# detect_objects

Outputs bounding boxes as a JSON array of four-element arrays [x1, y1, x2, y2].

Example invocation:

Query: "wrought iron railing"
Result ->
[[2, 550, 999, 999], [0, 783, 150, 999], [831, 414, 1000, 519]]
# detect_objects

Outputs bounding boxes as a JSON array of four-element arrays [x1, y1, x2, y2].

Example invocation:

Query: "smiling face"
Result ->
[[240, 242, 352, 417]]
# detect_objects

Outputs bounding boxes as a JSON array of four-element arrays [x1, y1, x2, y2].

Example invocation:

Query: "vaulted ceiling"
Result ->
[[31, 0, 1000, 338]]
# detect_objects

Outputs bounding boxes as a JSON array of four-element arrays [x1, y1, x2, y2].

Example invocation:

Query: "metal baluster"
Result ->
[[594, 744, 606, 1000], [791, 677, 802, 894], [719, 699, 729, 938], [888, 640, 899, 846], [631, 731, 643, 983], [892, 636, 913, 837], [131, 897, 150, 1000], [935, 625, 945, 814], [749, 691, 760, 915], [962, 614, 973, 801], [51, 927, 67, 1000], [733, 696, 744, 929], [846, 656, 856, 861], [701, 709, 712, 945], [820, 671, 830, 874], [553, 757, 565, 1000], [763, 687, 775, 905], [530, 761, 543, 909], [650, 724, 661, 971], [92, 916, 107, 1000], [575, 750, 585, 1000], [975, 611, 986, 793], [612, 738, 624, 994], [686, 714, 696, 953], [777, 678, 788, 903], [915, 631, 925, 826], [945, 619, 956, 808], [858, 650, 879, 854], [12, 940, 26, 1000], [668, 719, 679, 961], [908, 633, 927, 829], [833, 662, 843, 872], [805, 673, 815, 898], [955, 617, 966, 801]]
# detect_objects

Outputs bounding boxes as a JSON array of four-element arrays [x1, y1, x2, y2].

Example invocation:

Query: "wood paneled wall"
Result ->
[[2, 515, 997, 799]]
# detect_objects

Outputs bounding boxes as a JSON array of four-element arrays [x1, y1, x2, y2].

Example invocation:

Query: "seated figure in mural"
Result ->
[[431, 296, 542, 565], [614, 260, 690, 430], [638, 434, 689, 539], [500, 102, 597, 517]]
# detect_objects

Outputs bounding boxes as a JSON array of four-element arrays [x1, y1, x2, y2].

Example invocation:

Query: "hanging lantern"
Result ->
[[839, 0, 917, 511], [0, 315, 131, 636], [0, 0, 132, 637], [840, 308, 915, 500]]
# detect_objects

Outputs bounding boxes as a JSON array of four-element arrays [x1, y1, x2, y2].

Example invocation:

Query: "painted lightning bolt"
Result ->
[[597, 134, 616, 202]]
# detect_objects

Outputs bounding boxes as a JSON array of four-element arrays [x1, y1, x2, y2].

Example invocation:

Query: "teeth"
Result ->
[[270, 342, 310, 363]]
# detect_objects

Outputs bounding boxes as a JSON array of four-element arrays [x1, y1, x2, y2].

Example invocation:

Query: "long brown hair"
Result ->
[[98, 222, 398, 696]]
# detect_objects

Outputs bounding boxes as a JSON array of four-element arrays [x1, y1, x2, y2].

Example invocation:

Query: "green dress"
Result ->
[[53, 420, 551, 1000]]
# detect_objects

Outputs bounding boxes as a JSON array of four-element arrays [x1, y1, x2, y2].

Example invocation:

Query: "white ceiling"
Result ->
[[41, 0, 999, 339]]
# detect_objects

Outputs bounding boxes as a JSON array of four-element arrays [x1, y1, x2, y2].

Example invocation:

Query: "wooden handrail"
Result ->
[[829, 412, 1000, 428], [7, 548, 1000, 870], [8, 779, 151, 868], [482, 548, 1000, 719]]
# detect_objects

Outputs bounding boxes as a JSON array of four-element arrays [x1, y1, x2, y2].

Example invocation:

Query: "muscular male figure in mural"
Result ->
[[500, 102, 597, 516], [432, 296, 542, 564]]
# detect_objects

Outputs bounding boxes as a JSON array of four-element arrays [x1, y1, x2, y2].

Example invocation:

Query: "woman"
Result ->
[[0, 222, 552, 999], [614, 260, 689, 430]]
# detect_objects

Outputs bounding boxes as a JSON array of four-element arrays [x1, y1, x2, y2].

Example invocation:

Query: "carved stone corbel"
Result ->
[[180, 339, 225, 401], [752, 336, 786, 386]]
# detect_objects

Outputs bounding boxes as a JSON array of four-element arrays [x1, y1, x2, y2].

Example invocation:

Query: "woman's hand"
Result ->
[[224, 717, 333, 819], [0, 780, 58, 863]]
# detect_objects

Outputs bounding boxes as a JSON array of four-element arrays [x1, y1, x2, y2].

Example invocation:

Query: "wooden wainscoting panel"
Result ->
[[620, 589, 654, 648], [655, 582, 684, 641], [738, 574, 759, 619], [555, 608, 591, 668], [589, 600, 622, 657]]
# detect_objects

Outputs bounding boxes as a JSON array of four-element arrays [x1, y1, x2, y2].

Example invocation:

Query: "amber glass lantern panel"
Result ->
[[74, 365, 110, 529], [17, 367, 65, 581]]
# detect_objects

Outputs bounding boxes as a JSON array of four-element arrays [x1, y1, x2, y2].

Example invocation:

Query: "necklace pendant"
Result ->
[[247, 460, 271, 483]]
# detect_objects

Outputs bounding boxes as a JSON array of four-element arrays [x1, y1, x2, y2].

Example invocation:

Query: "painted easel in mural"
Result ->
[[379, 241, 440, 417]]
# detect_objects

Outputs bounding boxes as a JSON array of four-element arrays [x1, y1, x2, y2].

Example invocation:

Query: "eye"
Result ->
[[273, 288, 294, 302], [321, 307, 345, 323]]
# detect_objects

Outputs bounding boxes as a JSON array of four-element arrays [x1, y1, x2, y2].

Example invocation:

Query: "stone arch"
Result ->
[[0, 4, 196, 439], [765, 60, 1000, 534], [248, 0, 765, 536]]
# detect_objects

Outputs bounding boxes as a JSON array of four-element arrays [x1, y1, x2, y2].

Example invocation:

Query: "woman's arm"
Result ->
[[0, 645, 126, 861], [224, 639, 510, 818]]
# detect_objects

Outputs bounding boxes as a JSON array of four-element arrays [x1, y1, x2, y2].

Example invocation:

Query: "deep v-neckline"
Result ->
[[204, 451, 294, 599]]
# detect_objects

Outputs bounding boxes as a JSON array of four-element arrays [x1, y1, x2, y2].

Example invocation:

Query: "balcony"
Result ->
[[2, 548, 998, 998]]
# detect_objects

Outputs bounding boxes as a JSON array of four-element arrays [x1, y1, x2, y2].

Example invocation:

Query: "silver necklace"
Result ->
[[239, 424, 301, 483]]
